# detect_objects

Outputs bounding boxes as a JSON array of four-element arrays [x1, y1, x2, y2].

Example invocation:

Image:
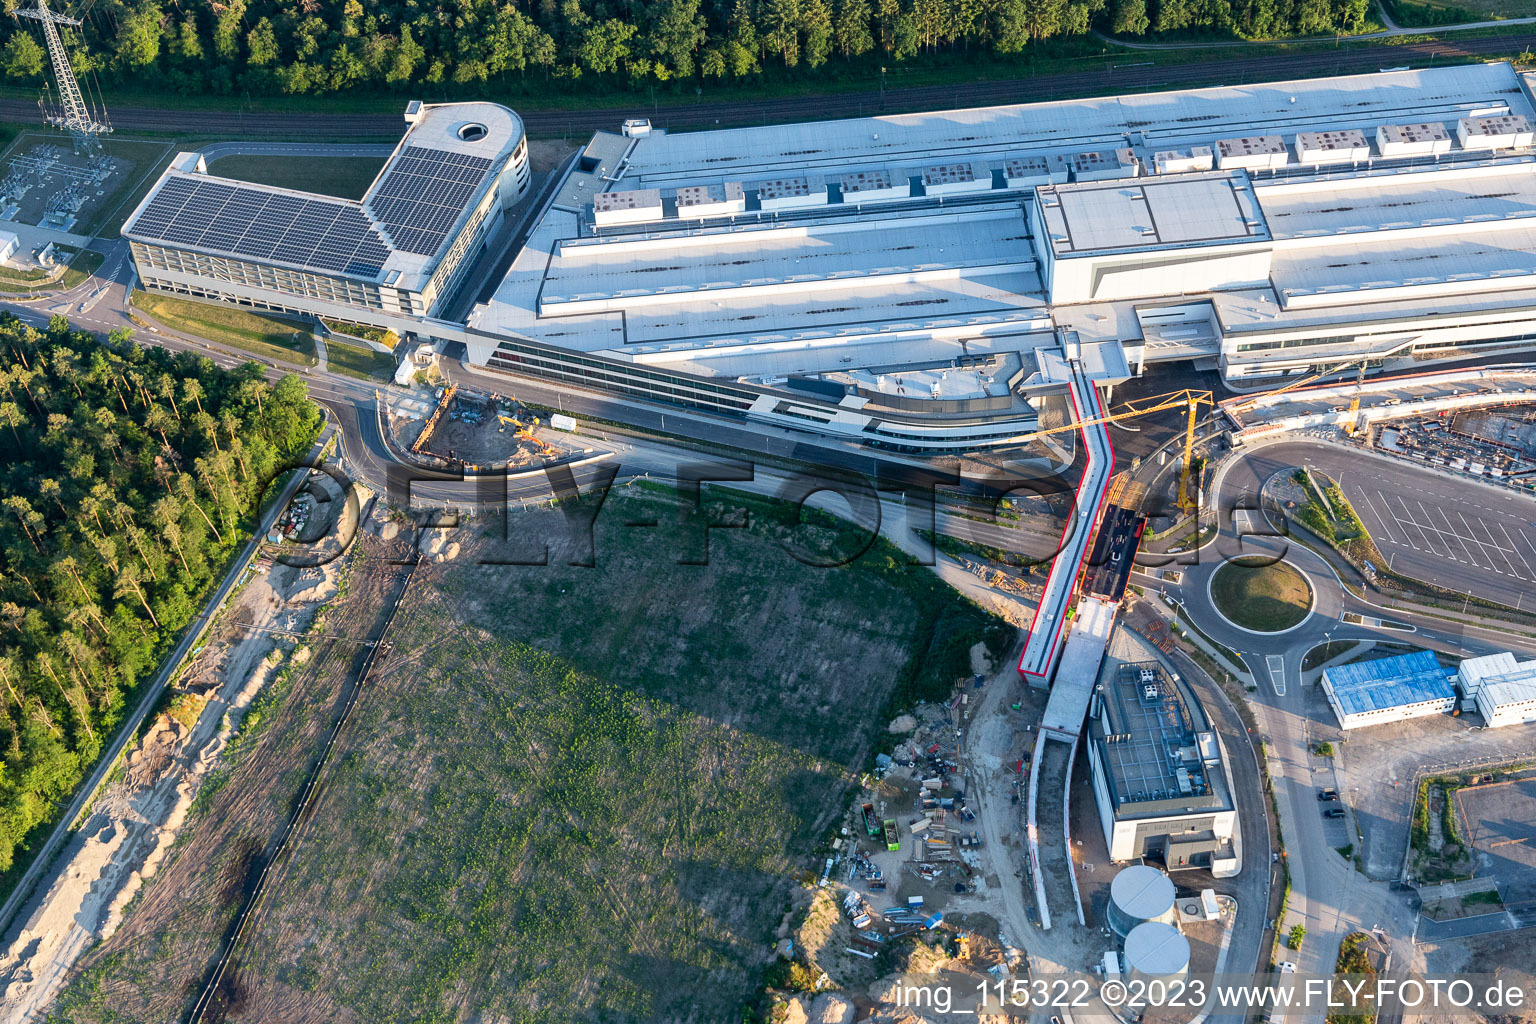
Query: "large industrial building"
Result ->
[[1086, 663, 1238, 875], [124, 101, 529, 330], [124, 63, 1536, 453], [456, 62, 1536, 451], [1321, 650, 1458, 730]]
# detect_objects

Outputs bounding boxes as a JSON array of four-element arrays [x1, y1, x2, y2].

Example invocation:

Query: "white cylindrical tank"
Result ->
[[1107, 865, 1177, 938], [1123, 921, 1190, 981]]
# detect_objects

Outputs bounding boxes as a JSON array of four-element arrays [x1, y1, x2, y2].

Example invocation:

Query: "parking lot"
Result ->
[[1319, 702, 1536, 880], [1340, 469, 1536, 610], [1456, 772, 1536, 926], [1355, 486, 1536, 580]]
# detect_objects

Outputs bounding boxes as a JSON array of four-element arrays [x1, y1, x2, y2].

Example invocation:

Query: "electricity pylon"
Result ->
[[17, 0, 111, 154]]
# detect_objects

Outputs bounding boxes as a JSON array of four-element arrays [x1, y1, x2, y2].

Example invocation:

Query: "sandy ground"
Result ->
[[0, 551, 349, 1022]]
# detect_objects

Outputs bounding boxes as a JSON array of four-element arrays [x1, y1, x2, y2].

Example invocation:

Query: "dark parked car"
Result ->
[[1323, 808, 1346, 818], [1318, 789, 1338, 801]]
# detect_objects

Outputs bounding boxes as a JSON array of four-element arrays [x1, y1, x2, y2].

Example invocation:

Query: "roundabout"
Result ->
[[1207, 557, 1316, 634]]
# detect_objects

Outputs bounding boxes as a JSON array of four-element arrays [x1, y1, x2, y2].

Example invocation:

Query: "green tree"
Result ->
[[834, 0, 874, 56], [387, 25, 424, 84], [0, 33, 45, 80], [804, 0, 834, 67], [1110, 0, 1151, 34], [649, 0, 707, 77], [113, 3, 163, 70], [247, 18, 280, 68], [763, 0, 803, 66], [577, 19, 638, 75], [173, 15, 205, 62]]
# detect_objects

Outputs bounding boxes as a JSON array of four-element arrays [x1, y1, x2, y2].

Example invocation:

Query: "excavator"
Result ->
[[497, 413, 557, 458]]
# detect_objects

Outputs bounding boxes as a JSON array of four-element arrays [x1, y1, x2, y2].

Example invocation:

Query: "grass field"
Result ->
[[54, 488, 1010, 1023], [324, 337, 396, 381], [206, 154, 386, 200], [131, 290, 317, 366], [0, 248, 103, 293], [1210, 558, 1314, 632]]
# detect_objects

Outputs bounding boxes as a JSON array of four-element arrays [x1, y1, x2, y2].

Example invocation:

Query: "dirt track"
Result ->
[[39, 510, 417, 1024]]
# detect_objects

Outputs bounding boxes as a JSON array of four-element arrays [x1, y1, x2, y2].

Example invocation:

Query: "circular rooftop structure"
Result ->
[[1107, 865, 1177, 938], [1123, 921, 1190, 979]]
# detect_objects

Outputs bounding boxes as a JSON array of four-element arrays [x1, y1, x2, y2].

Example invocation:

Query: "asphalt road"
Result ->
[[1165, 435, 1536, 1008], [3, 34, 1530, 140]]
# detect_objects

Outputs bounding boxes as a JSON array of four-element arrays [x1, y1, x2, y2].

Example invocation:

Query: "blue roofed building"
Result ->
[[1321, 650, 1457, 730]]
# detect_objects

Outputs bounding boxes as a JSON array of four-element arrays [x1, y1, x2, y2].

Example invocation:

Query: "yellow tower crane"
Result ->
[[1015, 389, 1214, 512]]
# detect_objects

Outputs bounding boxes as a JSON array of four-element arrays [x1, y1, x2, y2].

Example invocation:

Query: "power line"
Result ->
[[16, 0, 111, 154]]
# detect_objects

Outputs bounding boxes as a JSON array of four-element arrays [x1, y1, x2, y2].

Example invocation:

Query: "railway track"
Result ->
[[1, 35, 1530, 142], [185, 553, 420, 1024]]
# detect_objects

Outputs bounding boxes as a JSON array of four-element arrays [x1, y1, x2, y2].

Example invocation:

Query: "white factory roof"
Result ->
[[477, 61, 1536, 386], [1038, 172, 1268, 256], [538, 206, 1031, 309], [1461, 651, 1536, 709], [1038, 596, 1118, 738], [613, 63, 1523, 191], [1257, 163, 1536, 241]]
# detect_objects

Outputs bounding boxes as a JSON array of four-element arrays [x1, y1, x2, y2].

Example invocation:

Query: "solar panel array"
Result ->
[[368, 146, 493, 256], [129, 177, 391, 278]]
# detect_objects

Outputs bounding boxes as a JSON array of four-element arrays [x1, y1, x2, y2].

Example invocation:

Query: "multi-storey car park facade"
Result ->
[[125, 64, 1536, 453], [123, 101, 530, 333]]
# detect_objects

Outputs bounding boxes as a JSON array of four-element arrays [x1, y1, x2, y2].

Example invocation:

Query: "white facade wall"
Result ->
[[592, 188, 664, 226], [1294, 130, 1370, 165], [1457, 116, 1535, 151], [1478, 688, 1536, 727], [1376, 124, 1452, 158], [1048, 247, 1272, 304], [1153, 147, 1214, 174], [1323, 690, 1455, 730]]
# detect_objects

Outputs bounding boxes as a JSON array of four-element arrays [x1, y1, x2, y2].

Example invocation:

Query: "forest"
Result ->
[[0, 0, 1374, 101], [0, 318, 320, 875]]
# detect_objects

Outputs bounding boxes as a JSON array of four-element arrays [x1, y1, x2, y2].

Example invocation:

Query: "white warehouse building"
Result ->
[[1459, 652, 1536, 728]]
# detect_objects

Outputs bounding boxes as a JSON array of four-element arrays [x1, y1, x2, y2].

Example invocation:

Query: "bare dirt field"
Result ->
[[53, 487, 1009, 1023], [1455, 771, 1536, 922], [1329, 710, 1536, 880]]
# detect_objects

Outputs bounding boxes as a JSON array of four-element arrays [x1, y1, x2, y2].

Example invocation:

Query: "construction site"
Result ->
[[0, 481, 411, 1023], [1379, 405, 1536, 486], [387, 384, 580, 472]]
